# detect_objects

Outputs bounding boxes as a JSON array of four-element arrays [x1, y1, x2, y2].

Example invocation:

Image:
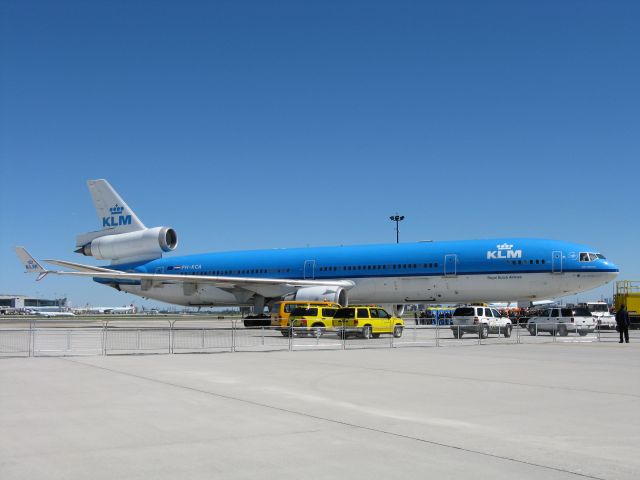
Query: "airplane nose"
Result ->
[[601, 260, 619, 280], [606, 271, 619, 284]]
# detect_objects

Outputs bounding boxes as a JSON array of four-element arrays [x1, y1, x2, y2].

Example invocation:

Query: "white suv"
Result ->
[[527, 307, 595, 336], [451, 306, 512, 339]]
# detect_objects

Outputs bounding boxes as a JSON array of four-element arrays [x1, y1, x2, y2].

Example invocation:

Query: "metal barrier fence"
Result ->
[[0, 319, 636, 357]]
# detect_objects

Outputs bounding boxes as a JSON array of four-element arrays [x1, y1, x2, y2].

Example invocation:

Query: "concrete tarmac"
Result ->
[[1, 342, 639, 480]]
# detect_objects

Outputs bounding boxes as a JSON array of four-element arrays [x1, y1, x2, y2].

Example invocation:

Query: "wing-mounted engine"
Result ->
[[382, 304, 406, 316], [285, 285, 348, 306], [76, 226, 178, 263], [74, 179, 178, 264]]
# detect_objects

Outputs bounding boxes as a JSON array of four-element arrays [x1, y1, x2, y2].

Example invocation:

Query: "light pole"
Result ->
[[389, 214, 405, 243]]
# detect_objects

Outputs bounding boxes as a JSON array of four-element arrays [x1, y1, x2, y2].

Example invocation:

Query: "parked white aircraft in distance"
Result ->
[[82, 305, 136, 314], [16, 179, 619, 316], [24, 308, 75, 317]]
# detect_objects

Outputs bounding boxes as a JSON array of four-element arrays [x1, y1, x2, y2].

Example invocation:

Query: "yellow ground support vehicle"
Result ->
[[270, 301, 341, 335], [614, 281, 640, 329], [289, 305, 340, 337], [332, 305, 404, 339]]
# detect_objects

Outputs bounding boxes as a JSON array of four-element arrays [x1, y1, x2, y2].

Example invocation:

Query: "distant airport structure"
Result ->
[[0, 294, 68, 311], [0, 294, 139, 315]]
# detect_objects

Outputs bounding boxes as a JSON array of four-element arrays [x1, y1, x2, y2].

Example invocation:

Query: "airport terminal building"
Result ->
[[0, 294, 68, 311]]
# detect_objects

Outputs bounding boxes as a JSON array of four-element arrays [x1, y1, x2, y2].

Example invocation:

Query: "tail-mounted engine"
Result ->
[[76, 226, 178, 263]]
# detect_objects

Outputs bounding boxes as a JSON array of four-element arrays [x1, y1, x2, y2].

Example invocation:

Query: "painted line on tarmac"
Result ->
[[62, 357, 606, 480]]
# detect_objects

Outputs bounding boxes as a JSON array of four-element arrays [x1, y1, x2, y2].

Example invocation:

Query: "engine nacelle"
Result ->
[[78, 227, 178, 262], [286, 286, 348, 306], [393, 304, 406, 317]]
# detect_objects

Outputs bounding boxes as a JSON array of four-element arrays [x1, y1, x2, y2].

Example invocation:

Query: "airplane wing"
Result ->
[[16, 247, 354, 290]]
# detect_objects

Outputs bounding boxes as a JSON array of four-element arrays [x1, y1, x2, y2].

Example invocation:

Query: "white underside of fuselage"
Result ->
[[115, 271, 616, 307]]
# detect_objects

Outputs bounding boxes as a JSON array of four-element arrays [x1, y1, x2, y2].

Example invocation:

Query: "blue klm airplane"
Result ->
[[16, 179, 619, 315]]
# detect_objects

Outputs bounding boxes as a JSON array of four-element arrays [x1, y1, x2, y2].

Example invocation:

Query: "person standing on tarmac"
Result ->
[[615, 304, 631, 343]]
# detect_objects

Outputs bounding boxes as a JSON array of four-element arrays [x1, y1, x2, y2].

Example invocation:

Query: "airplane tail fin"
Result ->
[[76, 179, 147, 249], [87, 179, 145, 233], [15, 246, 49, 281]]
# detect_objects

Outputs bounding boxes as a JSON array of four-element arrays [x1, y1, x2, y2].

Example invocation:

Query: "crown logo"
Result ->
[[109, 204, 124, 215], [497, 243, 513, 250]]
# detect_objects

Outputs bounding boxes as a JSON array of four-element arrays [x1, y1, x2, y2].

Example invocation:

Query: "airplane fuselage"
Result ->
[[102, 238, 619, 307]]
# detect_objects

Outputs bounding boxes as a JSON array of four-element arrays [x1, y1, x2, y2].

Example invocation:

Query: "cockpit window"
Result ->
[[580, 252, 605, 262]]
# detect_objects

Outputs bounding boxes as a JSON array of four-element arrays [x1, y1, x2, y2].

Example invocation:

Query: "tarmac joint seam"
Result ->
[[62, 357, 608, 480]]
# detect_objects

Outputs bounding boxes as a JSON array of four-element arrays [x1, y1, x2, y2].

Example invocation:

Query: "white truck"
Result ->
[[450, 305, 512, 339], [527, 307, 595, 336], [584, 302, 616, 330]]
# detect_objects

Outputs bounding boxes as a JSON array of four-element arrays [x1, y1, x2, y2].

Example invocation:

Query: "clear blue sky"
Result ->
[[1, 0, 638, 308]]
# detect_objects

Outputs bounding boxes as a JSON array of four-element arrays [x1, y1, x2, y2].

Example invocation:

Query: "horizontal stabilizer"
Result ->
[[14, 247, 49, 281]]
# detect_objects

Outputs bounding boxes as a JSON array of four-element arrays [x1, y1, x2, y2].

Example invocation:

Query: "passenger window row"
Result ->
[[173, 262, 442, 276], [173, 257, 553, 275], [318, 263, 438, 272], [178, 268, 292, 276], [510, 259, 546, 265]]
